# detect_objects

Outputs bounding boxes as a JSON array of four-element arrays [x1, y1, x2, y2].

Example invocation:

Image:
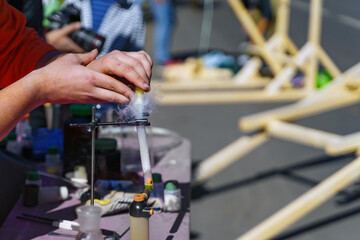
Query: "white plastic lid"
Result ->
[[59, 186, 69, 200]]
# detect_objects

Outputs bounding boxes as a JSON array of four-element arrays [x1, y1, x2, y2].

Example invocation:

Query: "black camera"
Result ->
[[47, 4, 105, 52]]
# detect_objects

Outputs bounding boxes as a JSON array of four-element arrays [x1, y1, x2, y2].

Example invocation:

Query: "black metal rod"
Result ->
[[91, 106, 95, 206]]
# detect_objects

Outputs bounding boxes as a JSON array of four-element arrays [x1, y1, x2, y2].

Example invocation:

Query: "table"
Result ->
[[0, 136, 191, 240]]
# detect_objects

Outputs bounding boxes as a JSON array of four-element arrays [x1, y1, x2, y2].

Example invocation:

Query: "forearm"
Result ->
[[0, 70, 43, 140]]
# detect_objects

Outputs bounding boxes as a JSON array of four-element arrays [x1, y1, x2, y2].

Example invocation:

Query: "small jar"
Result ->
[[152, 173, 164, 202], [46, 145, 61, 174], [23, 171, 41, 207], [164, 180, 181, 212]]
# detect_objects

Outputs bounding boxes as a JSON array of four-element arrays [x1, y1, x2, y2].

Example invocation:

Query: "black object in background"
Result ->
[[47, 4, 105, 52], [7, 0, 45, 38]]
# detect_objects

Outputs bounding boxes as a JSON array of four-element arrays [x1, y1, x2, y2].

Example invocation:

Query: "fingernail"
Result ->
[[143, 83, 150, 90]]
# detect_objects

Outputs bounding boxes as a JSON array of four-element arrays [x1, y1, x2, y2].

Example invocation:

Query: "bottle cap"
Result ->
[[47, 145, 59, 154], [95, 138, 117, 151], [152, 173, 162, 183], [22, 113, 30, 120], [165, 180, 179, 190], [69, 104, 92, 117], [133, 194, 144, 202], [27, 171, 40, 181], [59, 186, 69, 200]]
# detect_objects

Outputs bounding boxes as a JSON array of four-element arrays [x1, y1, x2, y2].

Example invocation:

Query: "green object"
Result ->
[[27, 171, 40, 181], [316, 69, 333, 89], [47, 145, 59, 154], [165, 180, 179, 190], [152, 173, 162, 183], [70, 104, 92, 117], [95, 138, 117, 151], [43, 0, 62, 28]]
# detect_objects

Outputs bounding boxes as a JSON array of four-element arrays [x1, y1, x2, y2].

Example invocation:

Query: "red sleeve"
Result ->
[[0, 0, 56, 88]]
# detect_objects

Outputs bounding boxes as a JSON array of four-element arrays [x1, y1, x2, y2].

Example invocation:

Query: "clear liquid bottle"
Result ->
[[76, 205, 104, 240]]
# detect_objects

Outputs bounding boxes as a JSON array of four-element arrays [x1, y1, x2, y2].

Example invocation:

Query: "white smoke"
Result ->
[[115, 87, 161, 121]]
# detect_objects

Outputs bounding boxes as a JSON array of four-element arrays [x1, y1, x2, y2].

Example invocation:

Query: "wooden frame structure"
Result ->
[[152, 0, 294, 94], [156, 0, 340, 105], [193, 63, 360, 184], [192, 63, 360, 238]]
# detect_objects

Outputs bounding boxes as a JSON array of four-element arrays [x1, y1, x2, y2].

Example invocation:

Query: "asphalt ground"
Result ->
[[146, 0, 360, 239]]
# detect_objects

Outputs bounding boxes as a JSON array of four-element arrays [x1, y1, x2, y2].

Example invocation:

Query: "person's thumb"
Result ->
[[77, 49, 98, 65], [58, 22, 82, 36]]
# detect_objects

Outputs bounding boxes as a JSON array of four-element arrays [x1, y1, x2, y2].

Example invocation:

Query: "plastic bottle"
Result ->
[[164, 180, 181, 212], [23, 171, 42, 207], [152, 173, 164, 203], [129, 194, 153, 240], [6, 132, 22, 155], [76, 205, 104, 240], [46, 145, 61, 174], [39, 186, 68, 204]]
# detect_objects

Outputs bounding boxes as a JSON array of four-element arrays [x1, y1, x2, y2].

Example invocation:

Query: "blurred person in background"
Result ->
[[61, 0, 146, 56], [149, 0, 175, 65], [242, 0, 274, 38]]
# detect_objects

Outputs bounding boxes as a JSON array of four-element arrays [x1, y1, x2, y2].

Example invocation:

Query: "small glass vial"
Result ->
[[46, 146, 61, 174], [76, 205, 104, 240], [164, 180, 181, 212]]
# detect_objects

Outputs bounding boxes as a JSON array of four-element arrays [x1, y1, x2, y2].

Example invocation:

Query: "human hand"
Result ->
[[34, 49, 141, 104], [45, 22, 85, 53], [86, 50, 152, 92]]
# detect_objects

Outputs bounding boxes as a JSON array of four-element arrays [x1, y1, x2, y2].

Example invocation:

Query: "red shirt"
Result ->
[[0, 0, 55, 88]]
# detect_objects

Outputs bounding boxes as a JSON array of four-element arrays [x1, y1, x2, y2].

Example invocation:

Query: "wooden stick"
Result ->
[[157, 90, 307, 105], [267, 120, 341, 149], [227, 0, 281, 74], [193, 133, 268, 185], [326, 131, 360, 156], [233, 58, 262, 84], [152, 78, 269, 91], [237, 156, 360, 240], [240, 89, 359, 131]]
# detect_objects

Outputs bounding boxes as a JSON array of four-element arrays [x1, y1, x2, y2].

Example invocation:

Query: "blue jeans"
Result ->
[[149, 0, 175, 64]]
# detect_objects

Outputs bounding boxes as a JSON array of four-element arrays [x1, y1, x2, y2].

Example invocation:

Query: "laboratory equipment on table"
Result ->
[[129, 193, 154, 240], [76, 205, 103, 240], [70, 102, 152, 205]]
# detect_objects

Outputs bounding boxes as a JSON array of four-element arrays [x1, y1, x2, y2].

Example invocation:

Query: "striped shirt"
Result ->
[[63, 0, 145, 56]]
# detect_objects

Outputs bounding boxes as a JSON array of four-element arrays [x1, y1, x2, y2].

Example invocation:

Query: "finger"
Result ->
[[114, 52, 150, 83], [124, 51, 152, 79], [102, 52, 150, 91], [92, 87, 131, 104], [58, 22, 82, 36], [75, 49, 98, 65], [92, 71, 134, 100]]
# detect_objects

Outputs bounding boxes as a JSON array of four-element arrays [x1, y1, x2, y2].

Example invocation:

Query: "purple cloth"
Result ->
[[0, 138, 191, 240]]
